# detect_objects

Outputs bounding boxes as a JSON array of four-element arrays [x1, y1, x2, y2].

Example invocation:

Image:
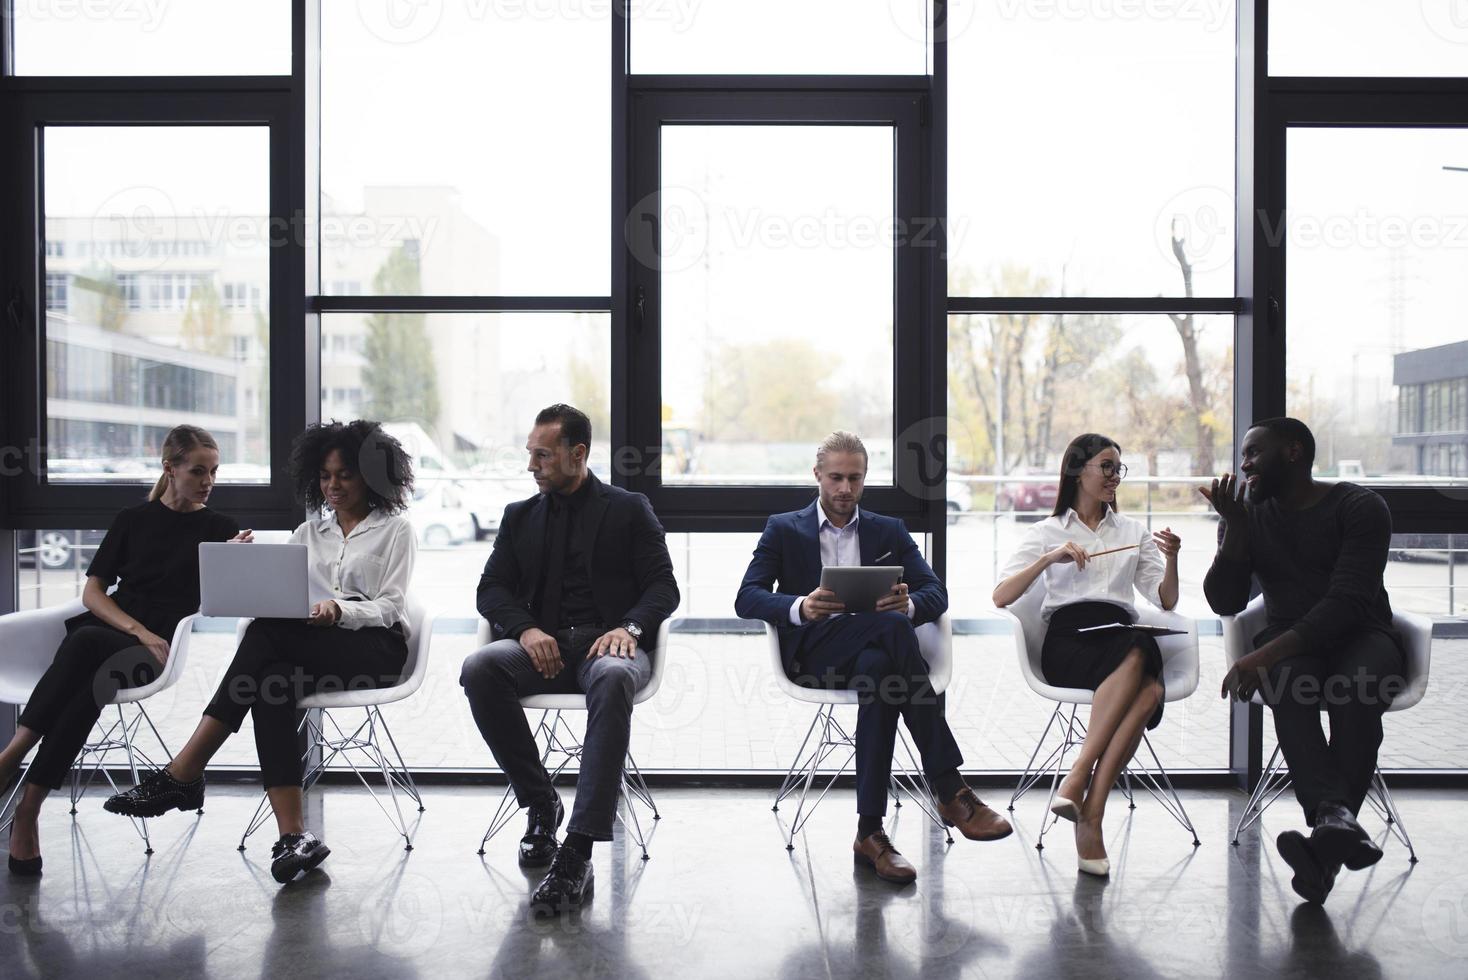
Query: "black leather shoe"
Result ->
[[103, 768, 205, 818], [8, 854, 42, 877], [1277, 830, 1337, 904], [1312, 802, 1382, 871], [519, 794, 564, 868], [270, 832, 331, 884], [530, 846, 593, 915]]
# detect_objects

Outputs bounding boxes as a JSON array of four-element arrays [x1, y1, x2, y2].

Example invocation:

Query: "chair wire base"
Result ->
[[238, 706, 424, 852], [1, 703, 171, 855], [1229, 744, 1416, 863], [771, 704, 954, 850], [1008, 702, 1200, 851], [477, 709, 660, 861]]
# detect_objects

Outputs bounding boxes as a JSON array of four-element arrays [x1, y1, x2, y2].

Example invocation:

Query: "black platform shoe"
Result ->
[[519, 794, 564, 868], [271, 832, 331, 884], [530, 846, 593, 916], [103, 768, 205, 818], [8, 853, 42, 877]]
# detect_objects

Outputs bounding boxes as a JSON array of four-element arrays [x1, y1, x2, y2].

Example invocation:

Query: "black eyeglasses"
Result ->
[[1087, 461, 1128, 480]]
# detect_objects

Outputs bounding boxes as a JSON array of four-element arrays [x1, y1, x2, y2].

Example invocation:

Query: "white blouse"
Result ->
[[289, 509, 416, 642], [998, 508, 1167, 623]]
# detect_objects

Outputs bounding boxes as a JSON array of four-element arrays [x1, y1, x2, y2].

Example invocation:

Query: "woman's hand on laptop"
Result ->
[[307, 600, 341, 627], [228, 529, 254, 543]]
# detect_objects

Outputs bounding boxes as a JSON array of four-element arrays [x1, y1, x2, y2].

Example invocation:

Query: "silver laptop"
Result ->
[[198, 542, 324, 618]]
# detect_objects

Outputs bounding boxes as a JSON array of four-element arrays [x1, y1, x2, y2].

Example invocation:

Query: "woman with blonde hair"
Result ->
[[0, 425, 248, 875]]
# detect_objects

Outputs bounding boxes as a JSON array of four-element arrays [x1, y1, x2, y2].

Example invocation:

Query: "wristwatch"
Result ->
[[620, 620, 644, 641]]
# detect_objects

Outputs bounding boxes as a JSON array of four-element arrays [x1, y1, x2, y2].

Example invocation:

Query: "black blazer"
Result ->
[[734, 500, 947, 663], [476, 472, 680, 648]]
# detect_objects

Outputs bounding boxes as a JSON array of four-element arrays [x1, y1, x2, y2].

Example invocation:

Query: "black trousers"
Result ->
[[790, 612, 964, 816], [18, 619, 158, 790], [1259, 629, 1407, 823], [202, 618, 407, 789]]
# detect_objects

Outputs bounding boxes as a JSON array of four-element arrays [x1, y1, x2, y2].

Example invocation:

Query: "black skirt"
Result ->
[[1041, 601, 1165, 730]]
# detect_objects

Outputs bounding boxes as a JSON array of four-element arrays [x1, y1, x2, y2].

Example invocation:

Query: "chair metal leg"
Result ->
[[1231, 745, 1289, 845], [478, 709, 659, 858], [1362, 769, 1417, 863], [240, 707, 423, 851], [1009, 702, 1068, 811]]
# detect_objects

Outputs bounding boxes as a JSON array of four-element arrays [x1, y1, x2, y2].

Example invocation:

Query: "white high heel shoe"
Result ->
[[1050, 797, 1080, 823], [1077, 855, 1111, 877]]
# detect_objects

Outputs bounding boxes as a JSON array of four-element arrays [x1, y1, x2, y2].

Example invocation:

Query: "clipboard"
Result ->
[[1073, 623, 1187, 638]]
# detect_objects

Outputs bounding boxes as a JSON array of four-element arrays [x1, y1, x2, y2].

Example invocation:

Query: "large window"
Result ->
[[321, 2, 609, 296], [658, 125, 896, 485], [13, 0, 291, 75], [947, 0, 1235, 298], [42, 126, 272, 483], [1284, 127, 1468, 485]]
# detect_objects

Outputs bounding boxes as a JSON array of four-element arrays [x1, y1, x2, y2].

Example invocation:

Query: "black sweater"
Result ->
[[77, 499, 240, 638], [1203, 482, 1397, 653]]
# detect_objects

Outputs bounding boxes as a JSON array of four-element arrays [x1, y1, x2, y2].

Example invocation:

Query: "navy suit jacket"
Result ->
[[734, 500, 947, 662]]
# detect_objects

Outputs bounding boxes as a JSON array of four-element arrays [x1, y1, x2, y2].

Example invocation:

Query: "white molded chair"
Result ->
[[1222, 595, 1430, 862], [996, 581, 1201, 850], [765, 613, 955, 850], [0, 597, 200, 853], [475, 618, 671, 861], [233, 594, 439, 851]]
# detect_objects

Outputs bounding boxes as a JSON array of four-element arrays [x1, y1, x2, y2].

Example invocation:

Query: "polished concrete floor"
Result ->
[[0, 783, 1462, 979]]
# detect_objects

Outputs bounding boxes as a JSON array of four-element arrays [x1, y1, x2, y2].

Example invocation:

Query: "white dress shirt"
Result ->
[[998, 507, 1167, 623], [789, 502, 915, 624], [290, 509, 416, 642]]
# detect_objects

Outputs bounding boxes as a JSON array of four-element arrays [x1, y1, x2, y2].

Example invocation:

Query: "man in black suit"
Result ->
[[461, 404, 679, 914], [736, 431, 1011, 884]]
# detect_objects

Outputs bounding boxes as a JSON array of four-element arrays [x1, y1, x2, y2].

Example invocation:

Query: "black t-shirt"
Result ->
[[78, 499, 240, 638]]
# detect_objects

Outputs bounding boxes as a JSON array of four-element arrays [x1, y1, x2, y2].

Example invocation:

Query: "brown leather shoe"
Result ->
[[853, 832, 917, 884], [938, 787, 1013, 842]]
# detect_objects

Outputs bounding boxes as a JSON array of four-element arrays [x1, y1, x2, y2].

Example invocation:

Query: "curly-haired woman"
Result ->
[[105, 420, 416, 884]]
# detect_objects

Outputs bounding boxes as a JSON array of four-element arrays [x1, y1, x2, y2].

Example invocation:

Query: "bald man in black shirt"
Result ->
[[1203, 418, 1407, 905]]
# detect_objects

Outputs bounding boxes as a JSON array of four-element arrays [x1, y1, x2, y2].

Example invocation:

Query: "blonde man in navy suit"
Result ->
[[736, 431, 1011, 884]]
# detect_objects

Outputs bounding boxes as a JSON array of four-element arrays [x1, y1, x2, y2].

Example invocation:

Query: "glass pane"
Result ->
[[321, 4, 608, 296], [43, 126, 271, 483], [1285, 127, 1468, 485], [946, 312, 1235, 770], [632, 0, 928, 74], [659, 125, 895, 485], [15, 0, 290, 75], [1271, 0, 1468, 77], [947, 0, 1235, 296], [319, 310, 608, 769]]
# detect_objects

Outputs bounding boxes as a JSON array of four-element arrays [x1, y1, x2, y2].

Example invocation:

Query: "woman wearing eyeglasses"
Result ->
[[992, 433, 1181, 876]]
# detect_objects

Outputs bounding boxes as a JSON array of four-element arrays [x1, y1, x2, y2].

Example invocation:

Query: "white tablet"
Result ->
[[819, 566, 903, 614], [198, 542, 328, 618]]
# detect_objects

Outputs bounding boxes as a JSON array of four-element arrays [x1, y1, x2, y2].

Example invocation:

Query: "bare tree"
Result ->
[[1168, 217, 1218, 477]]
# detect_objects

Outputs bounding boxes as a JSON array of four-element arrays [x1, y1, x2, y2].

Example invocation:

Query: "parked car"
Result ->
[[405, 481, 477, 548], [996, 470, 1059, 519], [17, 529, 107, 570]]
